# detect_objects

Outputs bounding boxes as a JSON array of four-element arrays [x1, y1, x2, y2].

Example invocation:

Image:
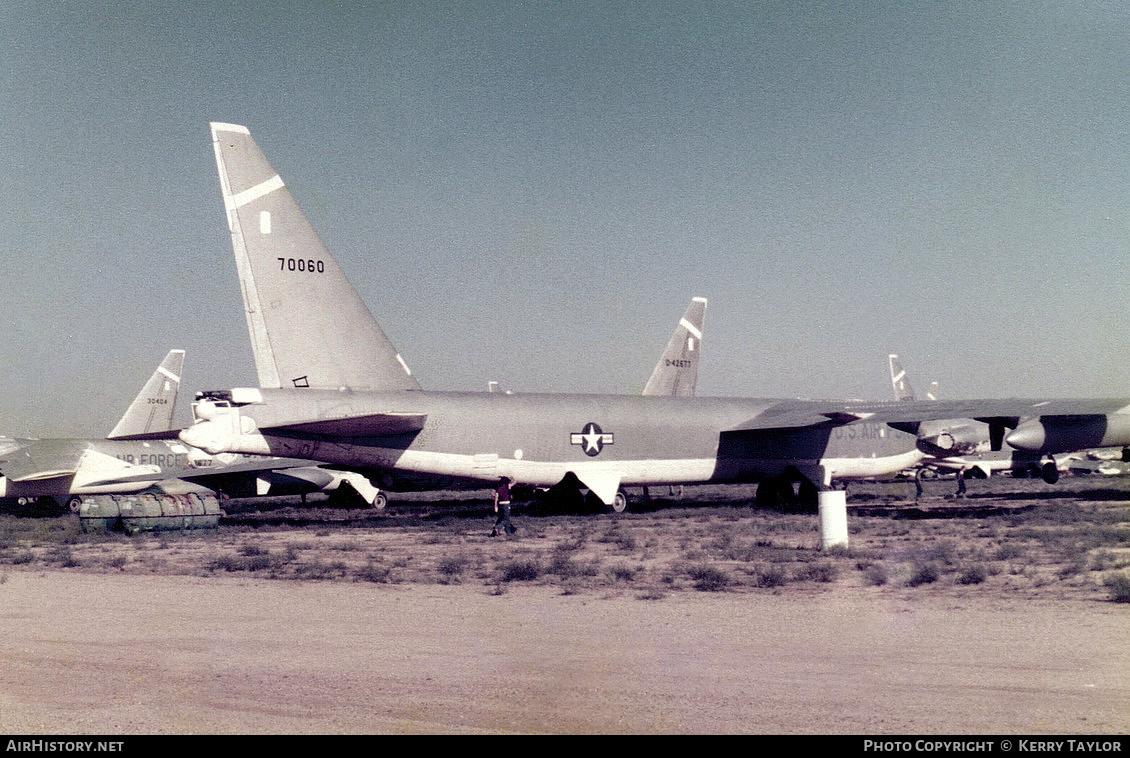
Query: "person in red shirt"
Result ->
[[490, 477, 517, 537]]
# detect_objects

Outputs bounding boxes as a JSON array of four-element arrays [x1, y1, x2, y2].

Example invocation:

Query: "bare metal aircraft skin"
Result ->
[[178, 123, 1130, 505]]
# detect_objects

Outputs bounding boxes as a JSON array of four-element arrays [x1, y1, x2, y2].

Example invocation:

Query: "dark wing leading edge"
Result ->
[[726, 398, 1130, 434], [253, 413, 428, 439]]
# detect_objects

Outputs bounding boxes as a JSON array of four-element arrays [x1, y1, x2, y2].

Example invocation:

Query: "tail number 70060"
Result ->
[[278, 257, 325, 273]]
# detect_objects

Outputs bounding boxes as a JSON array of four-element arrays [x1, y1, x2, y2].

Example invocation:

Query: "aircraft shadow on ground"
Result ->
[[6, 481, 1128, 528]]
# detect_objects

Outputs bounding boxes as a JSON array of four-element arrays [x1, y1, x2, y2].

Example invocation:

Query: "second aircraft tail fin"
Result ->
[[643, 297, 707, 397], [107, 350, 184, 439], [889, 354, 916, 402], [210, 122, 420, 392]]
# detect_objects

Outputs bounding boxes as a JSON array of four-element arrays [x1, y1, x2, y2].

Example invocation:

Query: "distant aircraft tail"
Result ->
[[888, 354, 915, 402], [209, 122, 420, 392], [107, 350, 184, 439], [889, 354, 940, 402], [643, 297, 707, 397]]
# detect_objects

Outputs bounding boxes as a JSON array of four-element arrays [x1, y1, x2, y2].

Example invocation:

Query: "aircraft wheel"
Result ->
[[1041, 462, 1060, 485], [373, 491, 388, 510], [610, 489, 629, 514], [543, 479, 586, 514], [35, 496, 62, 513], [66, 496, 83, 513], [797, 480, 819, 511], [756, 479, 785, 509]]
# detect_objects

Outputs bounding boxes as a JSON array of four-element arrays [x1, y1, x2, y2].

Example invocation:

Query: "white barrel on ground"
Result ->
[[818, 489, 848, 550]]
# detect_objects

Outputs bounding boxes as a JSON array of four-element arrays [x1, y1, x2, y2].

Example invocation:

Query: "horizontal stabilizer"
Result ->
[[6, 467, 76, 482], [106, 429, 183, 441], [0, 439, 85, 482]]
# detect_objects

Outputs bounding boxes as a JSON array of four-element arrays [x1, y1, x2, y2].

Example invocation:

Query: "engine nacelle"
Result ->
[[1006, 415, 1130, 453], [916, 419, 990, 457]]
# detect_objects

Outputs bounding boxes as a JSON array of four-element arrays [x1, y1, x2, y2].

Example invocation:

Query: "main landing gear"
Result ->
[[754, 476, 820, 513]]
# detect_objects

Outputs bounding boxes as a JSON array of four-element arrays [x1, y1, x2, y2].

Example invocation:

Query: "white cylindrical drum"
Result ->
[[818, 489, 848, 550]]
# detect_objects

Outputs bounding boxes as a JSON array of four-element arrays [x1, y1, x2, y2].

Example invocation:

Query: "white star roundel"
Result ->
[[570, 422, 614, 456]]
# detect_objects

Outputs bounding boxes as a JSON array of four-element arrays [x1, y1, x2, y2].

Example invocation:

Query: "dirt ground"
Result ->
[[0, 477, 1127, 734]]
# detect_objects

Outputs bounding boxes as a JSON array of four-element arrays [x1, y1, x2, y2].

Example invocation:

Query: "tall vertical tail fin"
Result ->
[[643, 297, 707, 397], [209, 122, 420, 392], [107, 350, 184, 438], [888, 354, 916, 402]]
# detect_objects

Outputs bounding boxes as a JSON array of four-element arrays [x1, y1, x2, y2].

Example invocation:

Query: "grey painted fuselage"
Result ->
[[185, 388, 923, 498]]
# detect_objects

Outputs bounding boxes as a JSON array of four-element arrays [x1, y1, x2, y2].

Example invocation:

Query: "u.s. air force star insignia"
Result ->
[[570, 422, 614, 457]]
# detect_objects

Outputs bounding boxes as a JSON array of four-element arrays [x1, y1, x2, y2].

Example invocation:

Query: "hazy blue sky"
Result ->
[[3, 1, 1130, 437]]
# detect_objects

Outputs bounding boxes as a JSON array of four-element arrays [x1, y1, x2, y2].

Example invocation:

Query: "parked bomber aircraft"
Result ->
[[0, 350, 384, 516], [887, 354, 1062, 485], [0, 350, 200, 510], [172, 123, 1130, 513]]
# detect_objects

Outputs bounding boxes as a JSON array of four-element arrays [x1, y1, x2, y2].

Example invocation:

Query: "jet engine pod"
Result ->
[[916, 419, 990, 456]]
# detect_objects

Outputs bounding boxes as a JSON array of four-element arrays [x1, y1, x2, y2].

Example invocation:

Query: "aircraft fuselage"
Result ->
[[0, 435, 320, 501], [184, 389, 925, 490]]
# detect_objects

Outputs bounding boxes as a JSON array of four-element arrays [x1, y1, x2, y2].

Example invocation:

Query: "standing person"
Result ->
[[955, 467, 967, 498], [490, 477, 516, 537]]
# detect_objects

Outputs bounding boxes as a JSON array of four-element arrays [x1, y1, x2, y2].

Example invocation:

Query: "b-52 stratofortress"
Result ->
[[1, 350, 384, 522], [0, 350, 203, 511], [174, 123, 1130, 522]]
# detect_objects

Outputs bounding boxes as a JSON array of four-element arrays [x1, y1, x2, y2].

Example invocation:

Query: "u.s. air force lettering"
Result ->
[[571, 422, 614, 456], [832, 423, 888, 440]]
